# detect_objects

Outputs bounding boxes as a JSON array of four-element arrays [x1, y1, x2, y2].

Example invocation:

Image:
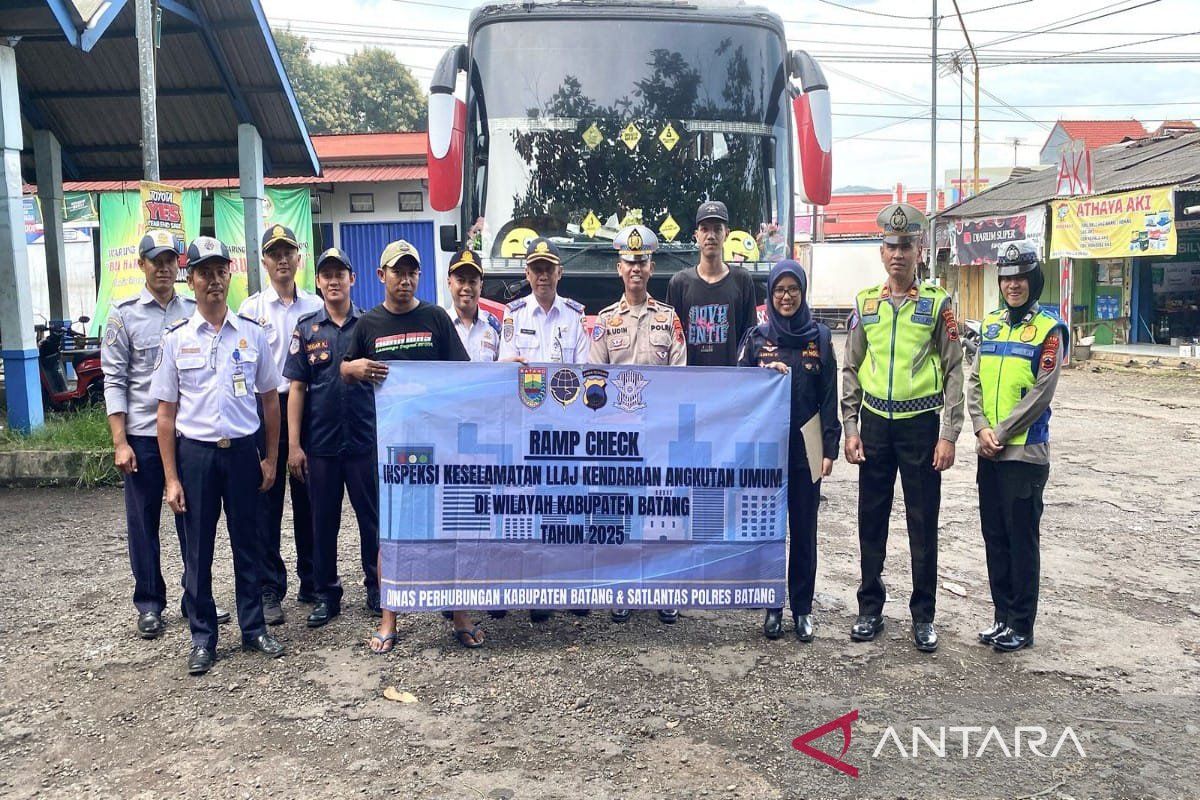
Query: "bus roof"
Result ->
[[468, 0, 786, 39]]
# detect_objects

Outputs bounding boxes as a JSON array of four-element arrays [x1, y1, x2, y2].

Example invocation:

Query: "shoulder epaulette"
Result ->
[[563, 297, 585, 314], [483, 309, 502, 334], [237, 313, 264, 326], [115, 295, 139, 308], [506, 298, 527, 313], [165, 318, 188, 333], [598, 301, 620, 316], [297, 309, 321, 326]]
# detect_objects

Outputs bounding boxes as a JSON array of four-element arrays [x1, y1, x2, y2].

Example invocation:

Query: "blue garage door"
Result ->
[[339, 221, 436, 309]]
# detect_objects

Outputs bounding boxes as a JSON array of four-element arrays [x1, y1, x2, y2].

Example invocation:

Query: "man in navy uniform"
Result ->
[[152, 236, 286, 675], [284, 247, 380, 627], [102, 230, 233, 637]]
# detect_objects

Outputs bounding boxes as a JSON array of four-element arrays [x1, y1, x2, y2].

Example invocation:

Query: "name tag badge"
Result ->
[[176, 356, 206, 370], [232, 371, 248, 397]]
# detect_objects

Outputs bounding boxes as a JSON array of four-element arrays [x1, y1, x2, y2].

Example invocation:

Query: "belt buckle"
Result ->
[[217, 437, 231, 449]]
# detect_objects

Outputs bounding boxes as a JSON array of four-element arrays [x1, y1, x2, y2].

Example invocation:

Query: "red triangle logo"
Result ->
[[792, 709, 859, 778]]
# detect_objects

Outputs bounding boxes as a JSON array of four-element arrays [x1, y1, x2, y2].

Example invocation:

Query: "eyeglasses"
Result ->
[[772, 286, 801, 298]]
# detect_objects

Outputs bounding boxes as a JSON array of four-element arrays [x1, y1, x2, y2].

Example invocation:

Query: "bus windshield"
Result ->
[[466, 16, 793, 275]]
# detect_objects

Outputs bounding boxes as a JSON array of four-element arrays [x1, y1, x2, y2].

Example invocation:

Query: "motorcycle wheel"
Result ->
[[85, 379, 105, 407]]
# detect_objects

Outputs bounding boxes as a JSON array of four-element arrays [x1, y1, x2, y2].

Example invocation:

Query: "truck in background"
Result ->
[[802, 241, 883, 329]]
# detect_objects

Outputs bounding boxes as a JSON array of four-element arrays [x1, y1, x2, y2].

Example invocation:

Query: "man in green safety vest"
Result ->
[[841, 202, 965, 653], [967, 239, 1067, 653]]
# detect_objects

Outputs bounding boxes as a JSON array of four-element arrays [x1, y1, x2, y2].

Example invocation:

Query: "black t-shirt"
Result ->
[[666, 265, 759, 367], [345, 301, 470, 363]]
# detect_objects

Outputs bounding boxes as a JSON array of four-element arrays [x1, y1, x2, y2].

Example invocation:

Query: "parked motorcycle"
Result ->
[[36, 316, 104, 412], [961, 319, 983, 364]]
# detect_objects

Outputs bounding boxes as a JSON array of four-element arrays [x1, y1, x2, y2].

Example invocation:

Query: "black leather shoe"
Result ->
[[529, 610, 553, 623], [568, 609, 591, 617], [215, 606, 231, 625], [242, 633, 285, 658], [610, 609, 631, 623], [187, 646, 215, 675], [763, 609, 784, 640], [440, 610, 454, 620], [137, 611, 164, 639], [365, 589, 382, 617], [307, 601, 340, 628], [992, 629, 1034, 652], [262, 592, 284, 626], [978, 621, 1007, 645], [850, 615, 885, 641], [913, 622, 939, 652], [657, 609, 679, 625], [487, 610, 508, 619], [297, 591, 317, 604], [794, 614, 815, 643]]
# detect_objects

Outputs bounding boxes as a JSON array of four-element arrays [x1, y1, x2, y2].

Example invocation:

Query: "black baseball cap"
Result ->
[[695, 200, 729, 225], [261, 224, 299, 252], [449, 248, 485, 276], [316, 246, 353, 272], [525, 237, 562, 267]]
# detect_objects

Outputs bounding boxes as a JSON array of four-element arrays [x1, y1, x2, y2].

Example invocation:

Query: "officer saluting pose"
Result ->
[[589, 225, 686, 625], [841, 203, 964, 653], [968, 240, 1066, 653], [152, 237, 286, 675]]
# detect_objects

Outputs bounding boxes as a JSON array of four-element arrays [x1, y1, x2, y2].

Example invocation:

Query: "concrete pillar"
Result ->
[[238, 123, 264, 295], [0, 45, 45, 432], [34, 129, 69, 321]]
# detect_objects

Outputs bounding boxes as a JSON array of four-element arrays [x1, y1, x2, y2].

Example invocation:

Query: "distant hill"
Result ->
[[833, 185, 886, 194]]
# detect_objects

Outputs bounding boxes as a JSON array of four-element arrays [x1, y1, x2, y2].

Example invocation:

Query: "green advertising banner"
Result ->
[[213, 188, 314, 310], [91, 190, 202, 335]]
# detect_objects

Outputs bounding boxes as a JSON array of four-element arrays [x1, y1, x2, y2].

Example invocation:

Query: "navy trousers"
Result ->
[[778, 461, 821, 617], [124, 435, 185, 614], [978, 459, 1049, 636], [257, 391, 315, 600], [178, 436, 266, 650], [307, 452, 380, 606]]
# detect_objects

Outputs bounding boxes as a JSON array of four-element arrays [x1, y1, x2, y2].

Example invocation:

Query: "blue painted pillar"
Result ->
[[0, 44, 44, 433]]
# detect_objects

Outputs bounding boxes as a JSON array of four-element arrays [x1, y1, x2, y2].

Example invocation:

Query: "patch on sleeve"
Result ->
[[942, 308, 959, 341], [591, 320, 606, 341], [847, 311, 859, 330], [672, 315, 684, 344], [104, 326, 119, 346], [1040, 334, 1060, 374], [485, 310, 502, 335], [289, 330, 301, 355], [502, 316, 514, 342]]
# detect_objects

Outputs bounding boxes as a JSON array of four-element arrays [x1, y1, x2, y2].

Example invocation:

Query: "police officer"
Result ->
[[152, 236, 286, 675], [967, 240, 1066, 653], [284, 247, 380, 628], [445, 248, 501, 362], [841, 203, 965, 653], [497, 238, 590, 364], [239, 224, 322, 625], [101, 230, 233, 637], [589, 225, 686, 625]]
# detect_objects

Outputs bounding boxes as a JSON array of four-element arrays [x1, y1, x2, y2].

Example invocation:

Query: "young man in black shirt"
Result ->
[[341, 239, 477, 653], [665, 200, 760, 367]]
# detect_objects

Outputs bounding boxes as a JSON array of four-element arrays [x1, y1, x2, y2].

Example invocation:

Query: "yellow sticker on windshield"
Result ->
[[620, 123, 642, 151], [582, 123, 603, 150], [659, 214, 680, 242], [658, 123, 680, 151], [620, 209, 644, 228], [581, 211, 601, 238]]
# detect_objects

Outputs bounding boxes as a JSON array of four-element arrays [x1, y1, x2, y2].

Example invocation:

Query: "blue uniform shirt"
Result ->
[[282, 305, 376, 457], [150, 310, 280, 442]]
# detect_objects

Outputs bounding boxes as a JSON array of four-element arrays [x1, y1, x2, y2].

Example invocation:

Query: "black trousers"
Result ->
[[178, 436, 267, 649], [124, 435, 186, 614], [772, 460, 821, 617], [307, 452, 380, 606], [977, 458, 1048, 636], [856, 410, 941, 623], [257, 391, 314, 600]]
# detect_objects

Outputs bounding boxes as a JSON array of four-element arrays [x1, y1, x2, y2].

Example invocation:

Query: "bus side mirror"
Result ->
[[790, 49, 832, 207], [440, 224, 459, 253]]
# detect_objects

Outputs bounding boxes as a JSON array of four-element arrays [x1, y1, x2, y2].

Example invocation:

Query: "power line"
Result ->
[[973, 0, 1163, 50], [813, 0, 931, 20], [958, 0, 1033, 15]]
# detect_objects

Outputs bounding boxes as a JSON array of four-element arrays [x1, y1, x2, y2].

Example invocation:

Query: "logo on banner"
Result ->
[[612, 370, 649, 412], [518, 366, 547, 409], [582, 368, 609, 411], [550, 368, 581, 407]]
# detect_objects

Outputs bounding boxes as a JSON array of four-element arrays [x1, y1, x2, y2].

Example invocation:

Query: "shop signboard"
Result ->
[[1050, 186, 1177, 259], [951, 206, 1046, 266]]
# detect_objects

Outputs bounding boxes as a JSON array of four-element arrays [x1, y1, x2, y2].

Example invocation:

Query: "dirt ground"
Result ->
[[1, 364, 1198, 800]]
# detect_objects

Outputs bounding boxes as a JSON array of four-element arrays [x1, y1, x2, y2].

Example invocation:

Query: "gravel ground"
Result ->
[[1, 365, 1198, 799]]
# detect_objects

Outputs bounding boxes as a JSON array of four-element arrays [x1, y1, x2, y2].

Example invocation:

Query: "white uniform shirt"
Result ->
[[448, 306, 502, 362], [150, 311, 280, 442], [497, 295, 589, 363], [238, 284, 322, 393]]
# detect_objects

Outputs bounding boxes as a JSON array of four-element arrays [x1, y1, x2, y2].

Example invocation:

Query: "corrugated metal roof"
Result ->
[[47, 164, 427, 191], [6, 0, 319, 182], [939, 133, 1200, 219]]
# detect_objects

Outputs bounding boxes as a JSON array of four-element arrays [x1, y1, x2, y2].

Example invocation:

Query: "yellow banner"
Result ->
[[1050, 186, 1176, 259]]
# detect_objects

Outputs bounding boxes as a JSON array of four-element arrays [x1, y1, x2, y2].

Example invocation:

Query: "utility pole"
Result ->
[[1009, 136, 1023, 167], [950, 0, 979, 198], [929, 0, 938, 215], [135, 0, 160, 181]]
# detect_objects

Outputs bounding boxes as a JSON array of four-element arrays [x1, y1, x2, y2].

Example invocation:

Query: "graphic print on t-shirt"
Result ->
[[374, 331, 433, 354], [687, 303, 730, 347]]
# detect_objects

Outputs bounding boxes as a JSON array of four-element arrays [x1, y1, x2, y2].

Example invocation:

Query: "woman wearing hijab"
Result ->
[[737, 260, 841, 641], [966, 240, 1066, 653]]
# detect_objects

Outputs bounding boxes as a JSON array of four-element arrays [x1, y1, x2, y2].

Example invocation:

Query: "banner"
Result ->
[[952, 206, 1046, 266], [1050, 186, 1176, 259], [376, 362, 789, 612], [91, 190, 202, 335], [22, 192, 98, 244], [139, 181, 186, 248], [213, 188, 313, 310]]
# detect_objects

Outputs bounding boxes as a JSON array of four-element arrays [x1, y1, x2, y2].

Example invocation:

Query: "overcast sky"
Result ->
[[260, 0, 1200, 192]]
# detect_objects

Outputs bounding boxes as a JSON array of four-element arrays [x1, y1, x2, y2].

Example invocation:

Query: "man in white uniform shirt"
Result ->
[[498, 237, 589, 364], [445, 248, 501, 362]]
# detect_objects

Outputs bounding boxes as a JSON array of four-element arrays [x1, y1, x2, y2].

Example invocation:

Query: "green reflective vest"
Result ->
[[855, 283, 949, 420], [977, 306, 1064, 446]]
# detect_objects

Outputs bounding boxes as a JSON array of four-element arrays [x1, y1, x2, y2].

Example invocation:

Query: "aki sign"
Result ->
[[373, 362, 790, 612]]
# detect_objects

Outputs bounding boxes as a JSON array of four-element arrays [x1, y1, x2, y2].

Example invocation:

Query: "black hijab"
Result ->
[[760, 259, 820, 349], [1002, 266, 1045, 322]]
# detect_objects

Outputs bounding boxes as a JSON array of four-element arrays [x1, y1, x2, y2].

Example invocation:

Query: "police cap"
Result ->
[[996, 240, 1041, 276], [449, 248, 485, 277], [261, 224, 299, 253], [525, 237, 562, 268], [613, 225, 658, 262], [877, 202, 927, 244]]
